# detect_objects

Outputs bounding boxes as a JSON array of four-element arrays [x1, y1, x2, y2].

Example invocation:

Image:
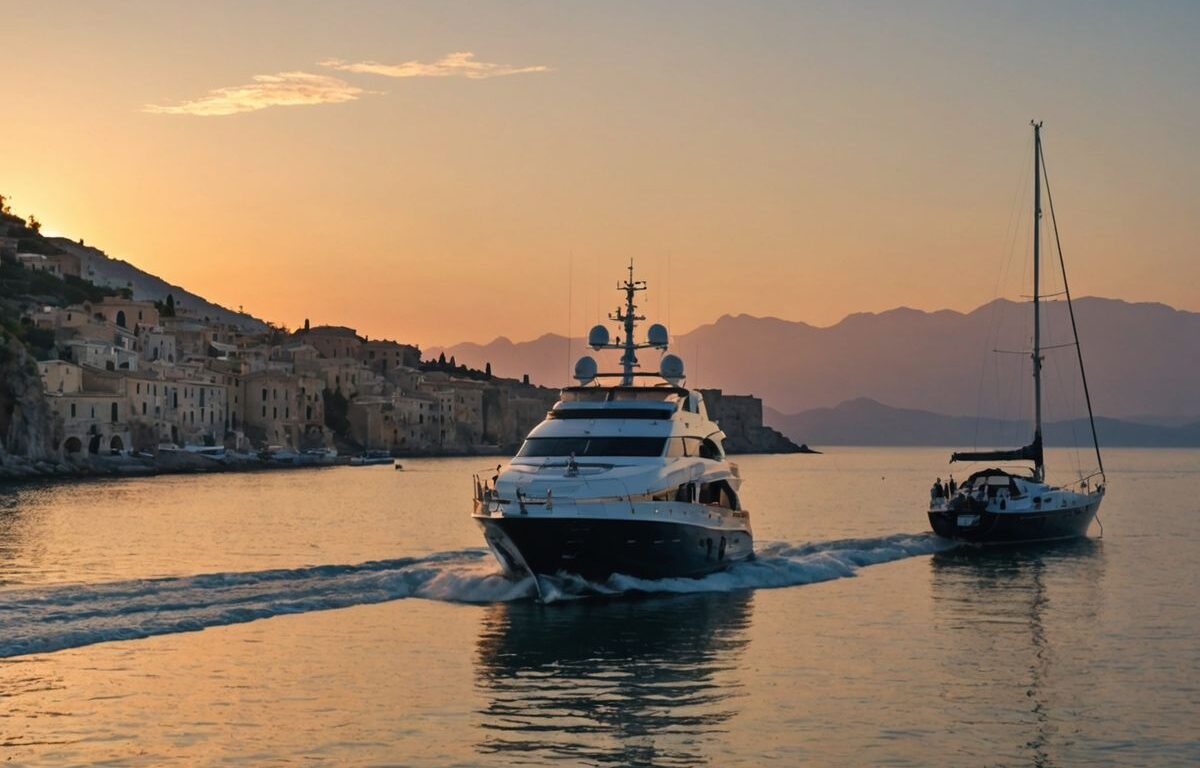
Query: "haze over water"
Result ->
[[2, 449, 1197, 765]]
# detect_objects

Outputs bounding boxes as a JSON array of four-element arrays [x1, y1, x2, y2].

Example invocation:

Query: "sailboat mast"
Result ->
[[1032, 121, 1045, 481]]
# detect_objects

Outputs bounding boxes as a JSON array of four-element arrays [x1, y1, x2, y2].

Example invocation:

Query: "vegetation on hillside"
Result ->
[[421, 353, 494, 382], [0, 195, 121, 360]]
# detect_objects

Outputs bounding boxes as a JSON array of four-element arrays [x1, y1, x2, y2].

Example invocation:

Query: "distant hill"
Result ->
[[765, 397, 1200, 448], [430, 297, 1200, 422], [48, 238, 268, 332]]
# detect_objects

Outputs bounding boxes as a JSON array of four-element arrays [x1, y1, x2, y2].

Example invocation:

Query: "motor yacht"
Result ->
[[472, 264, 753, 588]]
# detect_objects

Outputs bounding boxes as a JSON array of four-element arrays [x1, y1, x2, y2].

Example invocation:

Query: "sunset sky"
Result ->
[[2, 1, 1197, 348]]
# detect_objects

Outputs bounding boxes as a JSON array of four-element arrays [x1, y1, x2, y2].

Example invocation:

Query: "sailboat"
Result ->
[[928, 122, 1106, 544]]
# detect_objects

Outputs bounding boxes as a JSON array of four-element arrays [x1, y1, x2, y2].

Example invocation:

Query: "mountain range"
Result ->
[[430, 297, 1200, 424], [765, 397, 1200, 448]]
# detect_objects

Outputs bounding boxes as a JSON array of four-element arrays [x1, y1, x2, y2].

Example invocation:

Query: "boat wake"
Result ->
[[0, 533, 950, 658]]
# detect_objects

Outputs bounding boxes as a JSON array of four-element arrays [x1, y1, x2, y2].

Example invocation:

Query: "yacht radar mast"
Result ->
[[584, 260, 672, 386]]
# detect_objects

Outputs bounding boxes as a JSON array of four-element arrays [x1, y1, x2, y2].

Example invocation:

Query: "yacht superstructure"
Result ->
[[472, 264, 753, 587]]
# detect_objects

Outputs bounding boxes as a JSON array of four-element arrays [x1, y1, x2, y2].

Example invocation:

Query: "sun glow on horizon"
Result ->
[[1, 2, 1197, 347]]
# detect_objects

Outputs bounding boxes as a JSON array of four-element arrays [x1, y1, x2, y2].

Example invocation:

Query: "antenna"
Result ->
[[586, 259, 666, 386]]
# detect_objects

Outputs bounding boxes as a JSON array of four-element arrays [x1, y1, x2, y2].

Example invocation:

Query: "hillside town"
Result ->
[[0, 200, 797, 477]]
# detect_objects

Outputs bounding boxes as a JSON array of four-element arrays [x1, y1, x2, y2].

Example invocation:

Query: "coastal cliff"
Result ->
[[0, 335, 60, 475]]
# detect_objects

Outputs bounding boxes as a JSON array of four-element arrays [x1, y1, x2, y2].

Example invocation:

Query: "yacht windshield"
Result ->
[[516, 437, 667, 458]]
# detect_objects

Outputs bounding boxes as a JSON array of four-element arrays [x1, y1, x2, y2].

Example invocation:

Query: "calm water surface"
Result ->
[[1, 448, 1198, 766]]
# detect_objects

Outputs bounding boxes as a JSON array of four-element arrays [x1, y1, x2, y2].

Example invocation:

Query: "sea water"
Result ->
[[1, 449, 1197, 765]]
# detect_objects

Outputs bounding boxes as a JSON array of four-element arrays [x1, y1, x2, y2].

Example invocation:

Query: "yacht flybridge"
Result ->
[[929, 122, 1106, 544], [473, 264, 753, 588]]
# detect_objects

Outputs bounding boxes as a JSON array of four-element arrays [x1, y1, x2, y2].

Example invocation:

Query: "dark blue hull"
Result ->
[[474, 514, 753, 581], [928, 502, 1098, 545]]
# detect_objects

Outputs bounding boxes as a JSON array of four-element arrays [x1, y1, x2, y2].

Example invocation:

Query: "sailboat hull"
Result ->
[[928, 499, 1100, 545]]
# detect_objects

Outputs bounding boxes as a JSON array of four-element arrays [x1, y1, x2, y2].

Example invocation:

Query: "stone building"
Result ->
[[37, 361, 132, 457], [347, 390, 445, 453], [296, 357, 369, 398], [160, 318, 211, 359], [699, 388, 800, 454], [239, 370, 327, 449], [360, 339, 421, 374], [38, 360, 82, 395], [293, 325, 362, 360], [161, 373, 230, 447], [480, 383, 560, 450], [141, 328, 177, 364], [64, 338, 139, 372], [93, 297, 159, 332], [16, 251, 81, 278]]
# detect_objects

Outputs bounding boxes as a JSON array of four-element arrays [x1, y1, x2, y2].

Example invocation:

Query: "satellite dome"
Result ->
[[574, 355, 599, 383], [647, 323, 669, 348], [659, 354, 685, 383], [587, 324, 610, 350]]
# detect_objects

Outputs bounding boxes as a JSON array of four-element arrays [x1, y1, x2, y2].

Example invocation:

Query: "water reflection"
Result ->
[[0, 487, 37, 585], [930, 541, 1105, 767], [474, 592, 753, 766]]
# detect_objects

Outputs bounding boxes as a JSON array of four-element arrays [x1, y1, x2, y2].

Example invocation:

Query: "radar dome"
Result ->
[[587, 324, 610, 350], [574, 355, 599, 383], [659, 354, 685, 383], [647, 323, 669, 348]]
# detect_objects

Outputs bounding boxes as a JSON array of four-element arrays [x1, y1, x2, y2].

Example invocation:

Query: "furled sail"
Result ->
[[950, 433, 1043, 465]]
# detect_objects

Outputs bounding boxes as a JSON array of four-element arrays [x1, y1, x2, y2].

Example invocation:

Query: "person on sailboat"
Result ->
[[948, 475, 957, 496], [931, 478, 944, 501]]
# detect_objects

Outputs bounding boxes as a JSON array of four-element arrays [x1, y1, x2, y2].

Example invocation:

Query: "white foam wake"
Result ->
[[587, 532, 954, 598], [0, 533, 950, 657], [0, 550, 532, 658]]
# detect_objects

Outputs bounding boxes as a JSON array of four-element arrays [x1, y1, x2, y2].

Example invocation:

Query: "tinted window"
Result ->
[[550, 408, 674, 420], [670, 437, 722, 459], [517, 437, 667, 458]]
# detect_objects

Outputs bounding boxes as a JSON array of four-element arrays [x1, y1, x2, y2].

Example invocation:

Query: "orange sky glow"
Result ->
[[2, 2, 1197, 349]]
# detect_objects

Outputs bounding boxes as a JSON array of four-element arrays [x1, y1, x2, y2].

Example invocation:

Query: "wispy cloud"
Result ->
[[145, 52, 548, 117], [320, 51, 549, 80], [144, 71, 366, 116]]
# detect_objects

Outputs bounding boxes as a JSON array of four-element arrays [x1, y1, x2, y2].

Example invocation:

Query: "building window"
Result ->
[[111, 402, 119, 423], [70, 403, 76, 418], [142, 402, 147, 415]]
